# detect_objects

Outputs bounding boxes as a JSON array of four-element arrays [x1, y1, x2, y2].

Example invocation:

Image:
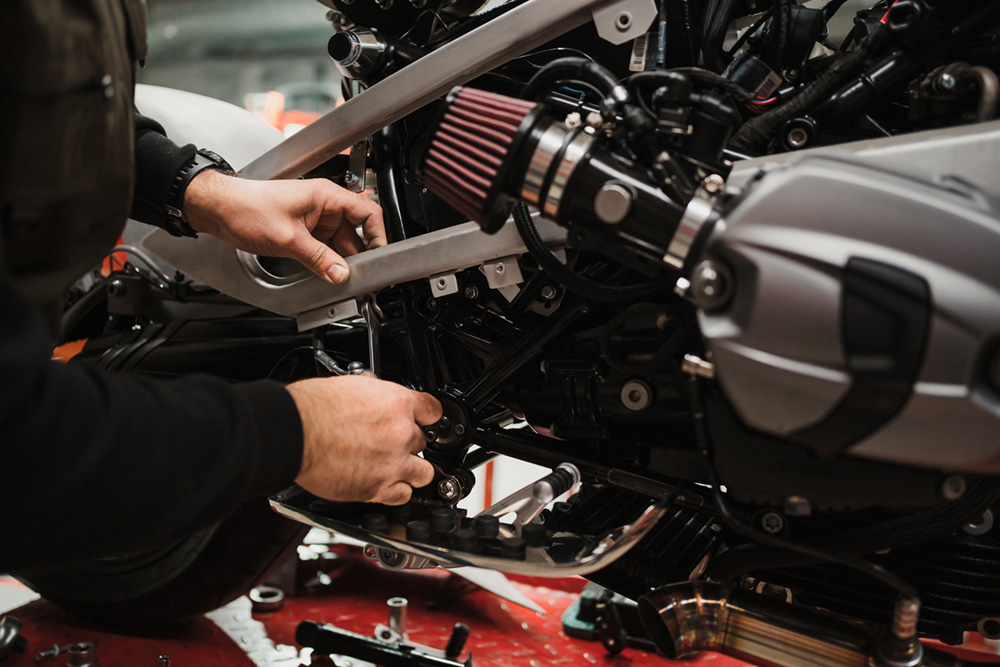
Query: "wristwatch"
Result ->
[[163, 149, 235, 238]]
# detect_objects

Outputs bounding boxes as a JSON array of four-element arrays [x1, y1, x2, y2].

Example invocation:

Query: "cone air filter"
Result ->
[[420, 87, 539, 232]]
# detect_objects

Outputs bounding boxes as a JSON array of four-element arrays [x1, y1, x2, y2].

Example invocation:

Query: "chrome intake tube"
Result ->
[[637, 583, 970, 667]]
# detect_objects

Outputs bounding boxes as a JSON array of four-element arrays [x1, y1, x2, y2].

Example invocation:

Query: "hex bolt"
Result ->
[[540, 285, 557, 300], [453, 424, 466, 436], [425, 429, 439, 443], [437, 478, 460, 501], [760, 511, 786, 534], [937, 72, 957, 92], [343, 172, 358, 185], [942, 474, 967, 501], [437, 416, 450, 430], [702, 173, 725, 194], [108, 279, 126, 296], [463, 285, 479, 300], [786, 127, 810, 149]]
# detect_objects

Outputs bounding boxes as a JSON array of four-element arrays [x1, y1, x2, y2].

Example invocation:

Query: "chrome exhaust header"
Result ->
[[638, 583, 968, 667]]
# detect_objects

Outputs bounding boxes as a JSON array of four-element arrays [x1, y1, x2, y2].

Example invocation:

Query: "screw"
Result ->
[[937, 72, 957, 92], [540, 285, 557, 300], [463, 285, 479, 299], [495, 263, 505, 274], [564, 112, 583, 128], [703, 174, 725, 194], [437, 416, 451, 430], [108, 279, 125, 296], [36, 644, 74, 661], [586, 111, 604, 128], [690, 259, 733, 310], [760, 511, 785, 534], [786, 127, 810, 149], [425, 430, 439, 443], [681, 354, 715, 379], [942, 474, 967, 501], [454, 423, 466, 436], [438, 478, 460, 500], [343, 172, 358, 185]]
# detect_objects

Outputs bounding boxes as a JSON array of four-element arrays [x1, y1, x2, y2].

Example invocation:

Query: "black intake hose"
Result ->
[[522, 57, 627, 119]]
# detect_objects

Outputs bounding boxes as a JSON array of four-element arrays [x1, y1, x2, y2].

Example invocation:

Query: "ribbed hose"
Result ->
[[513, 203, 666, 302], [704, 0, 739, 72]]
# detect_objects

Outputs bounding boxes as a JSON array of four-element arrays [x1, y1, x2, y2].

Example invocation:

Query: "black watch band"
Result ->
[[163, 149, 235, 238]]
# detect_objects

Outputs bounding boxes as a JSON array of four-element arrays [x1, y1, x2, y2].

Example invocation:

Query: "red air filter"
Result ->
[[421, 87, 538, 232]]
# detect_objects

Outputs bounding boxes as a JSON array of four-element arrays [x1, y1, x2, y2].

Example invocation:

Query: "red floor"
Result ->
[[1, 545, 737, 666]]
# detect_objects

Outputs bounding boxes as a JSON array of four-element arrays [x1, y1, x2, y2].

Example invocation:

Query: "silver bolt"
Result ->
[[565, 111, 583, 128], [760, 511, 785, 534], [495, 263, 505, 274], [620, 380, 653, 411], [942, 474, 967, 501], [437, 478, 460, 500], [690, 259, 733, 310], [703, 174, 725, 194], [344, 172, 358, 185], [615, 11, 632, 31], [586, 111, 604, 128], [437, 416, 451, 429], [937, 72, 957, 92], [786, 127, 810, 149], [681, 354, 715, 379], [108, 279, 125, 296], [540, 285, 557, 300], [463, 285, 479, 299]]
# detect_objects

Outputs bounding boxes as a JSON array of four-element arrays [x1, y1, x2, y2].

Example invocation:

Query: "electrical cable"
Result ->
[[689, 376, 919, 599], [512, 203, 666, 303]]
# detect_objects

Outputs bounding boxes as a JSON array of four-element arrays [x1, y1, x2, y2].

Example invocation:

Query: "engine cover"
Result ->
[[697, 154, 1000, 473]]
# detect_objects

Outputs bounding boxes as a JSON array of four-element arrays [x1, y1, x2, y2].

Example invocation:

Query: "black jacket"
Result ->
[[0, 0, 303, 576]]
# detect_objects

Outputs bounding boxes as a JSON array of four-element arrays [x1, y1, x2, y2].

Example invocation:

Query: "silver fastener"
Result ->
[[437, 478, 460, 500], [962, 509, 994, 536], [463, 285, 479, 299], [760, 511, 786, 534], [702, 174, 725, 194], [565, 111, 583, 128], [681, 354, 715, 379], [690, 259, 733, 311], [786, 127, 810, 149], [540, 285, 558, 300], [620, 380, 653, 411], [615, 11, 632, 31], [593, 182, 633, 224], [942, 474, 967, 501]]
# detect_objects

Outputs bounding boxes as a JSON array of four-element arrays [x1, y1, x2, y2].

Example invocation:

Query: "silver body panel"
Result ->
[[702, 152, 1000, 473]]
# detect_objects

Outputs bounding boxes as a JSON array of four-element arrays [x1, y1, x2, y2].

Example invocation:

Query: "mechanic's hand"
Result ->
[[286, 375, 441, 505], [183, 170, 386, 285]]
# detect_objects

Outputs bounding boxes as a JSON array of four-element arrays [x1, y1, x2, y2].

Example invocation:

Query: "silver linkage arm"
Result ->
[[477, 463, 581, 530]]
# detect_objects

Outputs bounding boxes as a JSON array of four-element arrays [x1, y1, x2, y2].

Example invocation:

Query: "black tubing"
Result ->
[[513, 203, 666, 303], [628, 68, 755, 105], [709, 478, 1000, 584], [704, 0, 739, 71]]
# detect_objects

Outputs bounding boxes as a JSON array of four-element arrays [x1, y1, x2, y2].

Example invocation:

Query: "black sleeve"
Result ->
[[0, 237, 305, 577], [130, 112, 198, 230]]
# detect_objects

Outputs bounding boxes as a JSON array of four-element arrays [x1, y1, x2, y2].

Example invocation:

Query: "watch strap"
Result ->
[[163, 149, 235, 238]]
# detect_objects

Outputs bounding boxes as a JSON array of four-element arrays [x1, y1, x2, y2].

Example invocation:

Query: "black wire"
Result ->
[[266, 345, 318, 380], [726, 8, 773, 60], [513, 203, 667, 303], [689, 376, 918, 599]]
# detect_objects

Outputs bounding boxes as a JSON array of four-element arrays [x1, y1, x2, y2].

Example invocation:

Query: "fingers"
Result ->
[[331, 221, 367, 257], [412, 391, 443, 426], [402, 455, 435, 489], [315, 181, 387, 249], [292, 234, 350, 284], [378, 481, 414, 506]]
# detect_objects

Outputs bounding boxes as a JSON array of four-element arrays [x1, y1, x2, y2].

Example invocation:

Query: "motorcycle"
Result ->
[[28, 0, 1000, 663]]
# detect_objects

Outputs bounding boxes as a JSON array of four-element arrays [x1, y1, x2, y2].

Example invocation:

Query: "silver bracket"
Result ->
[[477, 463, 581, 531], [482, 255, 523, 290], [344, 139, 367, 193], [297, 298, 360, 332], [592, 0, 657, 46], [429, 272, 459, 298], [362, 298, 382, 377]]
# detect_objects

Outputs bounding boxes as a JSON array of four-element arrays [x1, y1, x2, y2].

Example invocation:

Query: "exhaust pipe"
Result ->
[[638, 583, 968, 667], [638, 582, 871, 667]]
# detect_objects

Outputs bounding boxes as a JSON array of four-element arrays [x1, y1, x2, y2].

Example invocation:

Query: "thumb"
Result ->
[[293, 235, 350, 285]]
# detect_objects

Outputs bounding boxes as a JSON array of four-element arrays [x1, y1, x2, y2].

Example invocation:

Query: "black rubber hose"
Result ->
[[512, 203, 666, 303], [709, 479, 1000, 584], [728, 28, 884, 155], [522, 57, 625, 118], [628, 68, 755, 106], [773, 0, 793, 72]]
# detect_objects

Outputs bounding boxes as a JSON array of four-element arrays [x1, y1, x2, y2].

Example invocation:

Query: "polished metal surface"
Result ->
[[241, 0, 620, 181], [521, 122, 569, 205], [638, 582, 872, 667], [142, 215, 567, 323], [543, 132, 594, 219], [664, 194, 714, 271], [269, 485, 668, 577]]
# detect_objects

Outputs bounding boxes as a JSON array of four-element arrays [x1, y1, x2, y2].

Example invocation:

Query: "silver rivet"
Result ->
[[495, 264, 505, 274], [615, 12, 632, 31]]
